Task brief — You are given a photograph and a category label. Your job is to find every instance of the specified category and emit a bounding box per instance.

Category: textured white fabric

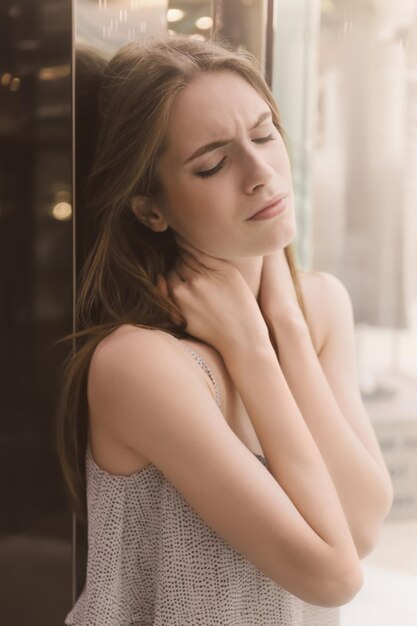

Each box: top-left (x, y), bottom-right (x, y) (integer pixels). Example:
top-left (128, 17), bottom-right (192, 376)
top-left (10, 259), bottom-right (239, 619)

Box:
top-left (65, 345), bottom-right (340, 626)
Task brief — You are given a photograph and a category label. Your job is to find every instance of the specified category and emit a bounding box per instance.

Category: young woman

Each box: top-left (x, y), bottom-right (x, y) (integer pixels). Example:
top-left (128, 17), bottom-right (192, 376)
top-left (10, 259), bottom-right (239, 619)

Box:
top-left (59, 36), bottom-right (393, 626)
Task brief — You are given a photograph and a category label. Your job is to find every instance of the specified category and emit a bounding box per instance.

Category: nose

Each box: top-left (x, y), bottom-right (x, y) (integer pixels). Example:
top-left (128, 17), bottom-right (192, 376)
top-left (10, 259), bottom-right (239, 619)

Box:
top-left (240, 142), bottom-right (277, 195)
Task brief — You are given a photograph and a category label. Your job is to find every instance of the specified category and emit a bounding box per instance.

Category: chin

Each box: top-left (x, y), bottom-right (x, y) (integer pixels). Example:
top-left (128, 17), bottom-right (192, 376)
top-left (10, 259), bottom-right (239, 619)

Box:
top-left (262, 220), bottom-right (297, 253)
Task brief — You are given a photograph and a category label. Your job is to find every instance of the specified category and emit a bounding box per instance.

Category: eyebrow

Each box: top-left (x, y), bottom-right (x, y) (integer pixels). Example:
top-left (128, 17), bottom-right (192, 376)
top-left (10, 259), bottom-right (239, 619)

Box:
top-left (183, 109), bottom-right (273, 165)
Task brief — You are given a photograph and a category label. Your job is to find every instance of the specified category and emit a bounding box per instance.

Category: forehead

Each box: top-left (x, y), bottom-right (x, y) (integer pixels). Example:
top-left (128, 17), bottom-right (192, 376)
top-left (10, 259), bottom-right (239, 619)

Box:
top-left (164, 71), bottom-right (268, 157)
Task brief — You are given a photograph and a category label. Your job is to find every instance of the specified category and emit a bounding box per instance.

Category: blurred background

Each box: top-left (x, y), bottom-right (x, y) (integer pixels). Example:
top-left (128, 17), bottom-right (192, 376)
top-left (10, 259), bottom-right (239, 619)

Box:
top-left (0, 1), bottom-right (416, 624)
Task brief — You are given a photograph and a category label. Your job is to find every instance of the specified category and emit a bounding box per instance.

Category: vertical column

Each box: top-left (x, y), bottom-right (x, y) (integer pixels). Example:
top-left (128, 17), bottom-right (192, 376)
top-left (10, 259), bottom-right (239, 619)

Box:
top-left (0, 0), bottom-right (73, 624)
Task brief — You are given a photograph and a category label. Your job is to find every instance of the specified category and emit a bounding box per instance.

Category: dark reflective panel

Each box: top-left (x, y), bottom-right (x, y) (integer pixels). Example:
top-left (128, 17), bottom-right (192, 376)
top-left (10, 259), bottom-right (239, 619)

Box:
top-left (73, 0), bottom-right (171, 603)
top-left (0, 0), bottom-right (73, 624)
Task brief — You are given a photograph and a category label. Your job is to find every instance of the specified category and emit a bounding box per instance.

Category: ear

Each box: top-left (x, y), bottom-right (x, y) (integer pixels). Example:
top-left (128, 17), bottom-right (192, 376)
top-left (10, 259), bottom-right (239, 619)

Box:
top-left (131, 195), bottom-right (169, 232)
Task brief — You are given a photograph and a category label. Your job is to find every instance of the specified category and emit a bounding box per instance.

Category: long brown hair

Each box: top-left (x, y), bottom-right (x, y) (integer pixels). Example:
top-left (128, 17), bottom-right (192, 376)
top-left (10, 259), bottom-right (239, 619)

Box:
top-left (57, 35), bottom-right (309, 521)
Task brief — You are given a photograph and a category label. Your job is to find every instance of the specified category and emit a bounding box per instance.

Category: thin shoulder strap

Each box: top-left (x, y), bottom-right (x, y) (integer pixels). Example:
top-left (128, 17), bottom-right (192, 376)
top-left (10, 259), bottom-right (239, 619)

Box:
top-left (158, 331), bottom-right (222, 409)
top-left (177, 343), bottom-right (222, 410)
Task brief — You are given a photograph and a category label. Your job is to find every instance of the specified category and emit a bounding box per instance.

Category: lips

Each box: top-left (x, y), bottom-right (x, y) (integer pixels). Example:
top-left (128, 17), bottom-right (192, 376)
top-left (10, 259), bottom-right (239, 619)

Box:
top-left (246, 193), bottom-right (288, 220)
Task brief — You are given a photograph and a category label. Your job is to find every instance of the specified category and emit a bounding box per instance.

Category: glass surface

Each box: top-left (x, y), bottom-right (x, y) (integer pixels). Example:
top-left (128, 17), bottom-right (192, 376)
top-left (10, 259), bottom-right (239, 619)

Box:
top-left (0, 0), bottom-right (73, 624)
top-left (73, 0), bottom-right (171, 601)
top-left (272, 0), bottom-right (321, 268)
top-left (273, 1), bottom-right (417, 623)
top-left (76, 0), bottom-right (168, 54)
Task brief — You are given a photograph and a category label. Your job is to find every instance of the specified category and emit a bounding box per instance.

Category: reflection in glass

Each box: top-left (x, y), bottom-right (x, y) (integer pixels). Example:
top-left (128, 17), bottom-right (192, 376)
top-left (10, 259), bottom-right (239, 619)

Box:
top-left (213, 0), bottom-right (269, 69)
top-left (167, 1), bottom-right (213, 40)
top-left (77, 0), bottom-right (168, 54)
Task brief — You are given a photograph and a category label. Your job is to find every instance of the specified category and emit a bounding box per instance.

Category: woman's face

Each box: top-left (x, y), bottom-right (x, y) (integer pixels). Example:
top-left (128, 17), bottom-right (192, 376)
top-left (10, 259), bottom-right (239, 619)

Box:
top-left (154, 70), bottom-right (296, 258)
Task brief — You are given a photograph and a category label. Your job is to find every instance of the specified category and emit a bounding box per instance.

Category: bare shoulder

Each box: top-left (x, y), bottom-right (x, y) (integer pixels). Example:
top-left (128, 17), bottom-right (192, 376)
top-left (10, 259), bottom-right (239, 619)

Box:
top-left (298, 269), bottom-right (350, 305)
top-left (87, 324), bottom-right (218, 473)
top-left (91, 324), bottom-right (225, 404)
top-left (298, 270), bottom-right (352, 354)
top-left (92, 323), bottom-right (169, 357)
top-left (89, 324), bottom-right (203, 391)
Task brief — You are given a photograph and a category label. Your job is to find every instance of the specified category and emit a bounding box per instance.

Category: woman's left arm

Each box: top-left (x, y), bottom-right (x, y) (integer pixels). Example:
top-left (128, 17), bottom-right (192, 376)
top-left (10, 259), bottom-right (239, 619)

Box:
top-left (261, 260), bottom-right (394, 560)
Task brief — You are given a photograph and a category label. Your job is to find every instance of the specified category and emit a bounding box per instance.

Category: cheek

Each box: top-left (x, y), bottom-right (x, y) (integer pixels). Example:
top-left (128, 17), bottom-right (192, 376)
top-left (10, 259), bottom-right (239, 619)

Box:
top-left (186, 178), bottom-right (234, 220)
top-left (159, 180), bottom-right (198, 221)
top-left (270, 134), bottom-right (291, 168)
top-left (161, 180), bottom-right (229, 238)
top-left (272, 144), bottom-right (291, 172)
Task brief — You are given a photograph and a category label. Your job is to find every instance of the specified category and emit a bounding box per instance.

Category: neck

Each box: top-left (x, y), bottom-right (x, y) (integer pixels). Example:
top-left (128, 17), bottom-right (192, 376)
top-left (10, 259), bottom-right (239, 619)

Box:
top-left (228, 255), bottom-right (264, 301)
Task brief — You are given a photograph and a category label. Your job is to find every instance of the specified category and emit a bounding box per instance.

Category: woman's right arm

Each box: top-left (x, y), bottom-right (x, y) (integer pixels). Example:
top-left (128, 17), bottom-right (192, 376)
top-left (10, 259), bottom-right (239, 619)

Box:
top-left (89, 326), bottom-right (363, 608)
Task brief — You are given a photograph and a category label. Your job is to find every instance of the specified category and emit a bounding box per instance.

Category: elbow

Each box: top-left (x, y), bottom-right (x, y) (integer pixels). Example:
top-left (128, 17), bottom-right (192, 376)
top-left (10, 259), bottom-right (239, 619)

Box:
top-left (354, 528), bottom-right (380, 560)
top-left (326, 558), bottom-right (364, 607)
top-left (354, 517), bottom-right (389, 560)
top-left (314, 550), bottom-right (364, 608)
top-left (311, 549), bottom-right (364, 608)
top-left (353, 488), bottom-right (394, 560)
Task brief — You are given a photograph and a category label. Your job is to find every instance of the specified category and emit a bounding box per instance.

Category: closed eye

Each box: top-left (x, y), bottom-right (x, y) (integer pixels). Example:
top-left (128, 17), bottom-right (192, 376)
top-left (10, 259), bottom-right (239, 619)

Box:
top-left (195, 156), bottom-right (227, 180)
top-left (195, 134), bottom-right (276, 180)
top-left (253, 133), bottom-right (276, 145)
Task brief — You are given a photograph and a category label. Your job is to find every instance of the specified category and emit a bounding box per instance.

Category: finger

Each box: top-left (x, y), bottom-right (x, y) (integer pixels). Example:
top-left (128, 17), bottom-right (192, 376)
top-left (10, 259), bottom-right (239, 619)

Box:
top-left (175, 263), bottom-right (195, 283)
top-left (165, 268), bottom-right (184, 290)
top-left (156, 274), bottom-right (169, 297)
top-left (162, 271), bottom-right (184, 324)
top-left (165, 269), bottom-right (186, 313)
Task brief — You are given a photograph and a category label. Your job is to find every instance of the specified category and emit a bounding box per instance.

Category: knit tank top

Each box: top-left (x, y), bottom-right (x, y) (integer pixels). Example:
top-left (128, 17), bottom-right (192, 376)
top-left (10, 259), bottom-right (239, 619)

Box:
top-left (65, 339), bottom-right (340, 626)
